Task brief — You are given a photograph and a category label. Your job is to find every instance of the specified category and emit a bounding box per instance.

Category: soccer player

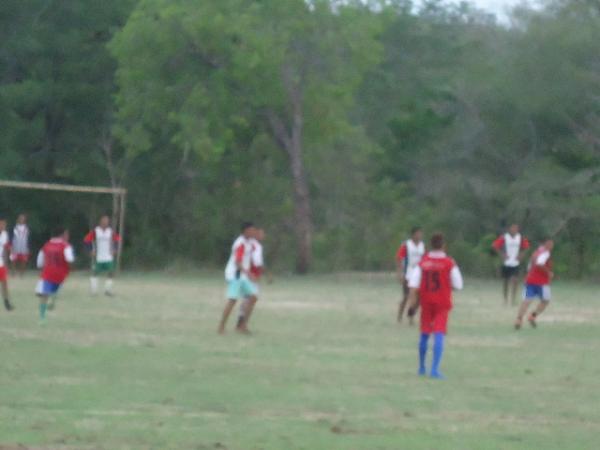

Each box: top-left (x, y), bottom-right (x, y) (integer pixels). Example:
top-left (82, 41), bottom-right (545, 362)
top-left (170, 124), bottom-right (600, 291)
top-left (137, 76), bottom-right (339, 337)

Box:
top-left (11, 213), bottom-right (30, 277)
top-left (492, 224), bottom-right (530, 305)
top-left (35, 227), bottom-right (75, 324)
top-left (218, 222), bottom-right (258, 335)
top-left (84, 215), bottom-right (121, 296)
top-left (515, 238), bottom-right (554, 330)
top-left (396, 227), bottom-right (425, 323)
top-left (237, 227), bottom-right (265, 331)
top-left (408, 233), bottom-right (463, 379)
top-left (0, 218), bottom-right (14, 311)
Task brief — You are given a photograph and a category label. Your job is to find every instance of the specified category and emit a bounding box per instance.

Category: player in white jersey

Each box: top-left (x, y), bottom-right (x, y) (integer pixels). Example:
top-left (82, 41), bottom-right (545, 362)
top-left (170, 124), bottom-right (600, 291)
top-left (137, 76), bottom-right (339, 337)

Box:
top-left (84, 215), bottom-right (121, 296)
top-left (0, 218), bottom-right (14, 311)
top-left (237, 227), bottom-right (265, 331)
top-left (396, 227), bottom-right (425, 324)
top-left (218, 222), bottom-right (258, 334)
top-left (492, 224), bottom-right (530, 305)
top-left (11, 213), bottom-right (30, 277)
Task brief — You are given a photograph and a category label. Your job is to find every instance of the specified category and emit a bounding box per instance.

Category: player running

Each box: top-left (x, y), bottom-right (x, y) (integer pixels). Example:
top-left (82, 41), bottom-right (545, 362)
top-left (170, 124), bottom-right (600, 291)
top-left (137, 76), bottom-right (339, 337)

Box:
top-left (492, 224), bottom-right (530, 306)
top-left (514, 238), bottom-right (554, 330)
top-left (11, 213), bottom-right (30, 277)
top-left (218, 222), bottom-right (258, 335)
top-left (84, 215), bottom-right (121, 297)
top-left (35, 227), bottom-right (75, 324)
top-left (0, 218), bottom-right (14, 311)
top-left (396, 227), bottom-right (425, 323)
top-left (408, 233), bottom-right (463, 379)
top-left (237, 227), bottom-right (265, 331)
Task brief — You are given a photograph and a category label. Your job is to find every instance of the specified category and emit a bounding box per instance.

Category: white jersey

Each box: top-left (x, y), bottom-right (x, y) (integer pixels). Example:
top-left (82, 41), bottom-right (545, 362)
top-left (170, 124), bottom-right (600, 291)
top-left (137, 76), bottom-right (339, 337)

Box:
top-left (224, 236), bottom-right (253, 281)
top-left (250, 239), bottom-right (263, 268)
top-left (503, 233), bottom-right (523, 267)
top-left (399, 239), bottom-right (425, 279)
top-left (12, 224), bottom-right (30, 254)
top-left (91, 227), bottom-right (116, 263)
top-left (0, 231), bottom-right (8, 267)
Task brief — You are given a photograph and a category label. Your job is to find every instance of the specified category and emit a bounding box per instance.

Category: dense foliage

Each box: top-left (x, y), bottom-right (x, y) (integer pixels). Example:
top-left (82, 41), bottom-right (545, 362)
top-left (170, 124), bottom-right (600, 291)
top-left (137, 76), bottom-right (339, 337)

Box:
top-left (1, 0), bottom-right (599, 276)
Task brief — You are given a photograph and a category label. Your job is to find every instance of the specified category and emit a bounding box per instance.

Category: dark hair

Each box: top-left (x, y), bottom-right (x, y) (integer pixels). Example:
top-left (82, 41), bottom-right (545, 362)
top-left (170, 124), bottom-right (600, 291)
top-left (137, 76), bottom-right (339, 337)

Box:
top-left (52, 226), bottom-right (66, 237)
top-left (411, 226), bottom-right (422, 235)
top-left (430, 232), bottom-right (445, 250)
top-left (241, 221), bottom-right (254, 232)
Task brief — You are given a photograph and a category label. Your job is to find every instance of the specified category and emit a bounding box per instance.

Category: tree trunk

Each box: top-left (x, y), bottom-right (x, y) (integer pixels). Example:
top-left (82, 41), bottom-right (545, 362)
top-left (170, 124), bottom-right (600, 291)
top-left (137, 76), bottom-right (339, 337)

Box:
top-left (267, 104), bottom-right (313, 273)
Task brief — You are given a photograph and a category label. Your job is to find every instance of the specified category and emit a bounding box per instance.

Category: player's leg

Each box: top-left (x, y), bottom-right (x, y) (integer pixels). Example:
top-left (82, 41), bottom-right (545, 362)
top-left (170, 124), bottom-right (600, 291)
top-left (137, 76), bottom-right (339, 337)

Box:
top-left (90, 263), bottom-right (99, 296)
top-left (528, 286), bottom-right (550, 327)
top-left (397, 281), bottom-right (409, 323)
top-left (515, 285), bottom-right (536, 329)
top-left (407, 293), bottom-right (420, 326)
top-left (219, 281), bottom-right (241, 334)
top-left (35, 280), bottom-right (50, 324)
top-left (237, 280), bottom-right (259, 333)
top-left (218, 299), bottom-right (237, 334)
top-left (0, 268), bottom-right (13, 311)
top-left (509, 274), bottom-right (519, 306)
top-left (418, 302), bottom-right (433, 376)
top-left (501, 266), bottom-right (510, 305)
top-left (104, 265), bottom-right (115, 297)
top-left (18, 256), bottom-right (27, 277)
top-left (236, 297), bottom-right (250, 329)
top-left (430, 306), bottom-right (450, 379)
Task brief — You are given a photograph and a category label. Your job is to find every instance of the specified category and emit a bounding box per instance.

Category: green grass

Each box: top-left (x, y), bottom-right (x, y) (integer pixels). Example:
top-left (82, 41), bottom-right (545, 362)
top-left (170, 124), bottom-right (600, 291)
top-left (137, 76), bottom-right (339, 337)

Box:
top-left (0, 272), bottom-right (599, 449)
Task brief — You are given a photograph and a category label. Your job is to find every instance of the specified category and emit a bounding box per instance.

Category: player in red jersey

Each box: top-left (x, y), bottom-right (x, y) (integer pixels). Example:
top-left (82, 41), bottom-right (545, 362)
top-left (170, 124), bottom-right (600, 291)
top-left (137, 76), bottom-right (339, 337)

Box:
top-left (35, 227), bottom-right (75, 324)
top-left (492, 224), bottom-right (530, 306)
top-left (514, 238), bottom-right (554, 330)
top-left (408, 233), bottom-right (463, 379)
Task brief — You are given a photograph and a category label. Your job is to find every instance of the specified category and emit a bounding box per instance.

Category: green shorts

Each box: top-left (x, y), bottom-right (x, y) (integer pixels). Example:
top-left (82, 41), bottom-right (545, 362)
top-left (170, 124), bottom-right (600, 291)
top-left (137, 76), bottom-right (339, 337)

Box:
top-left (226, 278), bottom-right (258, 300)
top-left (94, 261), bottom-right (115, 274)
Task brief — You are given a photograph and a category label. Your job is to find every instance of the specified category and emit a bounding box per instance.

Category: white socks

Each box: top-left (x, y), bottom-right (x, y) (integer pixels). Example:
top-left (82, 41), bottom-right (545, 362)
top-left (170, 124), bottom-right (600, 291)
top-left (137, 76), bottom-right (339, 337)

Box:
top-left (104, 279), bottom-right (114, 294)
top-left (90, 277), bottom-right (99, 295)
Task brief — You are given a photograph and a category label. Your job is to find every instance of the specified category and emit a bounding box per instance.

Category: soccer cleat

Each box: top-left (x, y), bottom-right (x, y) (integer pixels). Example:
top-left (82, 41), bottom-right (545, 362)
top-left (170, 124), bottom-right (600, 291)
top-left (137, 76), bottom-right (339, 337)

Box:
top-left (418, 367), bottom-right (426, 376)
top-left (4, 298), bottom-right (14, 311)
top-left (528, 314), bottom-right (537, 328)
top-left (104, 291), bottom-right (115, 297)
top-left (430, 372), bottom-right (446, 380)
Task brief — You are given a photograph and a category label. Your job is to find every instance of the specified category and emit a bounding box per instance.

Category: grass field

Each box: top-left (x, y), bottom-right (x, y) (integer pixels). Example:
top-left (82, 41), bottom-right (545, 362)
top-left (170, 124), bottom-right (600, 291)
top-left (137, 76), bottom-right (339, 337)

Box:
top-left (0, 272), bottom-right (599, 450)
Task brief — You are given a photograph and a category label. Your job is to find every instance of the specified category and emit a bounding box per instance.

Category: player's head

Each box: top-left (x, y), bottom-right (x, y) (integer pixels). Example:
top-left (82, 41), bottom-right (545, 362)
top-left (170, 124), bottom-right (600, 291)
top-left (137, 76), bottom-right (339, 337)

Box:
top-left (411, 226), bottom-right (423, 242)
top-left (241, 221), bottom-right (255, 238)
top-left (52, 226), bottom-right (69, 241)
top-left (255, 227), bottom-right (265, 241)
top-left (17, 213), bottom-right (27, 224)
top-left (430, 232), bottom-right (445, 251)
top-left (0, 218), bottom-right (5, 231)
top-left (99, 215), bottom-right (110, 228)
top-left (508, 224), bottom-right (520, 236)
top-left (542, 237), bottom-right (554, 250)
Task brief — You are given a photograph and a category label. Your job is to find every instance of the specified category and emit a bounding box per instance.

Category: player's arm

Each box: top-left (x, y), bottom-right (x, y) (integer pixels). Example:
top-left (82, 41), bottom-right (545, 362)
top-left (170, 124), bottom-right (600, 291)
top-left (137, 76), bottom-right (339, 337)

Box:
top-left (64, 246), bottom-right (75, 265)
top-left (534, 252), bottom-right (553, 278)
top-left (492, 236), bottom-right (506, 260)
top-left (36, 250), bottom-right (44, 269)
top-left (518, 238), bottom-right (531, 262)
top-left (396, 245), bottom-right (407, 283)
top-left (112, 232), bottom-right (122, 256)
top-left (451, 265), bottom-right (464, 290)
top-left (83, 231), bottom-right (95, 256)
top-left (234, 244), bottom-right (245, 279)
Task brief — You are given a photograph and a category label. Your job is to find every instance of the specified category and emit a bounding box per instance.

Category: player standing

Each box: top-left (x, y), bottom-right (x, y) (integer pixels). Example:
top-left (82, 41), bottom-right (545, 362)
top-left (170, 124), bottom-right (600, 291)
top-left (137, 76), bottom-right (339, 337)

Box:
top-left (492, 224), bottom-right (530, 305)
top-left (218, 222), bottom-right (258, 335)
top-left (408, 233), bottom-right (463, 379)
top-left (396, 227), bottom-right (425, 323)
top-left (35, 227), bottom-right (75, 324)
top-left (237, 227), bottom-right (265, 332)
top-left (84, 215), bottom-right (121, 296)
top-left (515, 238), bottom-right (554, 330)
top-left (0, 218), bottom-right (14, 311)
top-left (11, 213), bottom-right (30, 277)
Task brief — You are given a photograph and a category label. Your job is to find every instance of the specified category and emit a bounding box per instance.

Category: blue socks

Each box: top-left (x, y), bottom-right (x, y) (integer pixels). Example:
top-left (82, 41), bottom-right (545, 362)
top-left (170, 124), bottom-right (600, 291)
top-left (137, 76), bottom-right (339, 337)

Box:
top-left (418, 333), bottom-right (429, 375)
top-left (418, 332), bottom-right (446, 379)
top-left (431, 332), bottom-right (445, 378)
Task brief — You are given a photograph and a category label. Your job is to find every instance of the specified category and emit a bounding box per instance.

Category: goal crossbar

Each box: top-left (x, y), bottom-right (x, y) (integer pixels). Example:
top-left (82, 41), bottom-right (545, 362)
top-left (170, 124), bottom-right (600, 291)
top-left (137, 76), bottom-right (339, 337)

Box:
top-left (0, 179), bottom-right (127, 271)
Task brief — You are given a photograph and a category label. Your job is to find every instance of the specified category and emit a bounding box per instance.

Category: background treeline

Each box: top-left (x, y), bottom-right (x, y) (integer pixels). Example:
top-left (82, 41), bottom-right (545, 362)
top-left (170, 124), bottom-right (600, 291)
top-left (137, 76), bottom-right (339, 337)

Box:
top-left (1, 0), bottom-right (599, 277)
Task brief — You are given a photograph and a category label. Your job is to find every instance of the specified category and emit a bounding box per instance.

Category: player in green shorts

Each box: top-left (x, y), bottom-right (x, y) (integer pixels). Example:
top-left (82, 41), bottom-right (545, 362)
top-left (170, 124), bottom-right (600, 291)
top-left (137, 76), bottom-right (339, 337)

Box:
top-left (84, 216), bottom-right (121, 296)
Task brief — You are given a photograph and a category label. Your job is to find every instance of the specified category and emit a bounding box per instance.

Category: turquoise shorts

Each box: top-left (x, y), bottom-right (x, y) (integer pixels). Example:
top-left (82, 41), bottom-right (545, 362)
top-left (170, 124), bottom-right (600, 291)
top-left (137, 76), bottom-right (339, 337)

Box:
top-left (226, 278), bottom-right (258, 300)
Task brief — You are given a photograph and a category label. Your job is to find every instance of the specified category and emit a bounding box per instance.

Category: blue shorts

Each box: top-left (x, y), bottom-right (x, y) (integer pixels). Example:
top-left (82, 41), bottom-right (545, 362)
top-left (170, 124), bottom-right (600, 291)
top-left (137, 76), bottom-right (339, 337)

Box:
top-left (523, 284), bottom-right (551, 302)
top-left (226, 278), bottom-right (258, 300)
top-left (36, 279), bottom-right (62, 296)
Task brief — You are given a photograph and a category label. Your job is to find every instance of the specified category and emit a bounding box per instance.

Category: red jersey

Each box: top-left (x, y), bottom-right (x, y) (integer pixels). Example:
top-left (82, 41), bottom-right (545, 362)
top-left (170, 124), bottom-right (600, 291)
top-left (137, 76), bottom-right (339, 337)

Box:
top-left (418, 253), bottom-right (457, 308)
top-left (526, 246), bottom-right (552, 286)
top-left (40, 238), bottom-right (72, 284)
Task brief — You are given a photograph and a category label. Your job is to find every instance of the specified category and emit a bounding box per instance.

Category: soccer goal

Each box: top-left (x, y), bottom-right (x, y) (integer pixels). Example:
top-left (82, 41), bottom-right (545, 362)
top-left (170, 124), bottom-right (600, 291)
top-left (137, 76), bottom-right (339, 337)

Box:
top-left (0, 180), bottom-right (127, 270)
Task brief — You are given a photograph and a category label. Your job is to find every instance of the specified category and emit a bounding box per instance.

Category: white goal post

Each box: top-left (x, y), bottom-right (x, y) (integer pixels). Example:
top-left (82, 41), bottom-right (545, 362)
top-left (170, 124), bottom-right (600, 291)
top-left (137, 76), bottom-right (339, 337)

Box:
top-left (0, 180), bottom-right (127, 271)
